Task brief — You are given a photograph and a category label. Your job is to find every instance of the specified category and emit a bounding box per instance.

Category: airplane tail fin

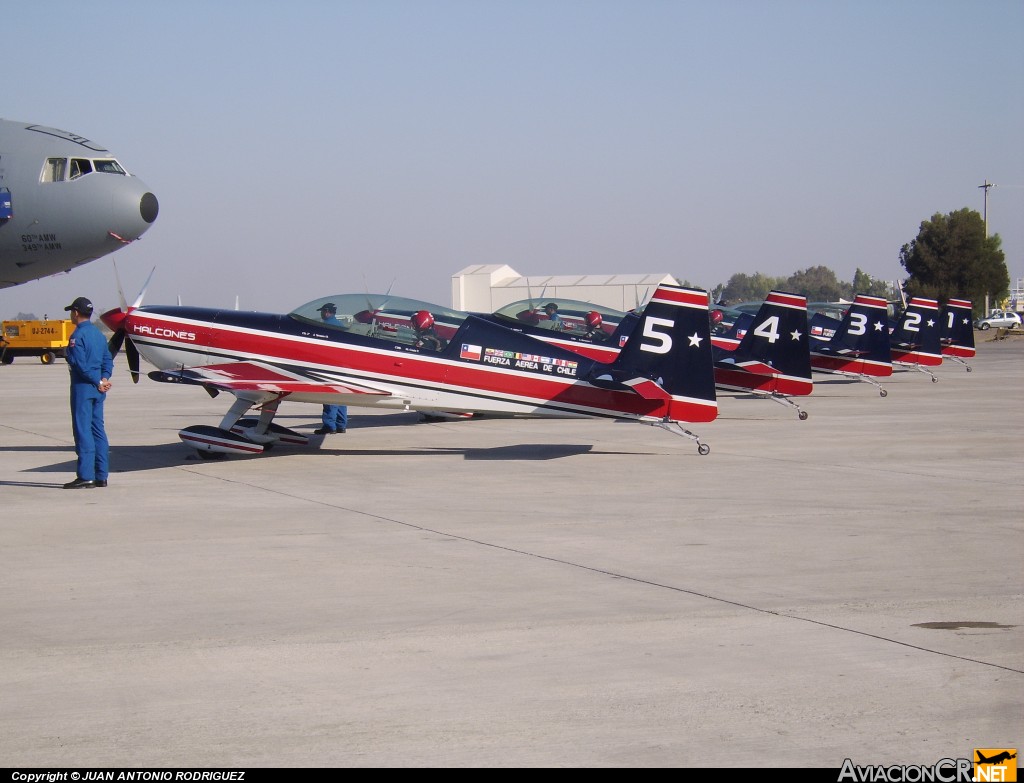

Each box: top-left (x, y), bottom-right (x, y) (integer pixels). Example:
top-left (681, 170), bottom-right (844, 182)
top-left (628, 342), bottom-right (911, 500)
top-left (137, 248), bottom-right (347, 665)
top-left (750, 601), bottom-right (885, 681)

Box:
top-left (814, 294), bottom-right (893, 374)
top-left (940, 298), bottom-right (976, 366)
top-left (597, 284), bottom-right (717, 423)
top-left (891, 296), bottom-right (943, 369)
top-left (717, 290), bottom-right (812, 394)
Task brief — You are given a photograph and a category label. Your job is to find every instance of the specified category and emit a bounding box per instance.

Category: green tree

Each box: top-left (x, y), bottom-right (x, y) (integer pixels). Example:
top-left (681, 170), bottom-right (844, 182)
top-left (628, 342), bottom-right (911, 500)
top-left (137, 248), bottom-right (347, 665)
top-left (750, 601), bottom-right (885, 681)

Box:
top-left (852, 268), bottom-right (892, 299)
top-left (899, 208), bottom-right (1008, 311)
top-left (720, 272), bottom-right (786, 304)
top-left (785, 265), bottom-right (850, 301)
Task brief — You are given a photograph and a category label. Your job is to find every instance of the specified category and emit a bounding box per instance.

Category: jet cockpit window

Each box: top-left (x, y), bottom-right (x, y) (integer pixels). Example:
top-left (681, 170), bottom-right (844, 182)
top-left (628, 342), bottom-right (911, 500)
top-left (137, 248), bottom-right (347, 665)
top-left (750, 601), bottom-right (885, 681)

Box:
top-left (94, 159), bottom-right (127, 174)
top-left (69, 159), bottom-right (94, 179)
top-left (40, 157), bottom-right (127, 183)
top-left (41, 158), bottom-right (67, 182)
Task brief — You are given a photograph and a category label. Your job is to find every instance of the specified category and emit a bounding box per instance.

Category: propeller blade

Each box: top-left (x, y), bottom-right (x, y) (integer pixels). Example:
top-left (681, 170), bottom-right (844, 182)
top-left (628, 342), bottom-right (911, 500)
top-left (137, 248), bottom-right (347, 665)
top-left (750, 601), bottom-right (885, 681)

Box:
top-left (131, 266), bottom-right (157, 310)
top-left (112, 259), bottom-right (128, 311)
top-left (108, 329), bottom-right (125, 357)
top-left (126, 338), bottom-right (141, 384)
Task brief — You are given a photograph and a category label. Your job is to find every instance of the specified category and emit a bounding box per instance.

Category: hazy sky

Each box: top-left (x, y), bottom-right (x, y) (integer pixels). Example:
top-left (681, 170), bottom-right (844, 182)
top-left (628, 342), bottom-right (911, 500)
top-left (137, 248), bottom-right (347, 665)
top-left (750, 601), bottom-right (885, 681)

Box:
top-left (3, 0), bottom-right (1022, 318)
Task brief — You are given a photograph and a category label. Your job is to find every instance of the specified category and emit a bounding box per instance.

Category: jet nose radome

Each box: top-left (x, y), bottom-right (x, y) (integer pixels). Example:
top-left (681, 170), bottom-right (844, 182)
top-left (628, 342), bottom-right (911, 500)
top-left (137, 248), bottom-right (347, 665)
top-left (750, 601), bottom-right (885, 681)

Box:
top-left (140, 191), bottom-right (159, 224)
top-left (107, 175), bottom-right (158, 243)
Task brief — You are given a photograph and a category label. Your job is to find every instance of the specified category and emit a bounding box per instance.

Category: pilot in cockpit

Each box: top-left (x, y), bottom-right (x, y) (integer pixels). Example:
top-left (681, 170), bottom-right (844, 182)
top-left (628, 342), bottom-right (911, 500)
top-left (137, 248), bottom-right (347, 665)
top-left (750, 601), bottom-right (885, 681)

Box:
top-left (411, 310), bottom-right (447, 351)
top-left (543, 302), bottom-right (564, 330)
top-left (583, 311), bottom-right (606, 340)
top-left (318, 302), bottom-right (345, 329)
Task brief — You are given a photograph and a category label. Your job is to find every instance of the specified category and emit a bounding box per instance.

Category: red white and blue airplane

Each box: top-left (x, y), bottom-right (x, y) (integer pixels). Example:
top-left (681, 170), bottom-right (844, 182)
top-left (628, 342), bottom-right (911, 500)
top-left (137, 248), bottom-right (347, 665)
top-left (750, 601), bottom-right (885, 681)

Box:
top-left (808, 294), bottom-right (894, 397)
top-left (101, 283), bottom-right (719, 457)
top-left (484, 290), bottom-right (814, 418)
top-left (939, 297), bottom-right (976, 372)
top-left (501, 292), bottom-right (816, 419)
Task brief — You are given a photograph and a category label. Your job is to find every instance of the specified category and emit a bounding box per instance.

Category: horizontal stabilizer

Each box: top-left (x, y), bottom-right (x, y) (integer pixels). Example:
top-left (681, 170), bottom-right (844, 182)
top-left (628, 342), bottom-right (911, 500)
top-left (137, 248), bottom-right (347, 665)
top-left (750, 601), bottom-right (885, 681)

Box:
top-left (721, 358), bottom-right (779, 376)
top-left (622, 376), bottom-right (672, 401)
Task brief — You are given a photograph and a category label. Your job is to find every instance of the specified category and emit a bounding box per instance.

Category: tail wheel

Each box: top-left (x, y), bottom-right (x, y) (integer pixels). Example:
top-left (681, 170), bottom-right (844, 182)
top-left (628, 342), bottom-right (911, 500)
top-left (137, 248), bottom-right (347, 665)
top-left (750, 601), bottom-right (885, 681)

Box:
top-left (40, 351), bottom-right (56, 365)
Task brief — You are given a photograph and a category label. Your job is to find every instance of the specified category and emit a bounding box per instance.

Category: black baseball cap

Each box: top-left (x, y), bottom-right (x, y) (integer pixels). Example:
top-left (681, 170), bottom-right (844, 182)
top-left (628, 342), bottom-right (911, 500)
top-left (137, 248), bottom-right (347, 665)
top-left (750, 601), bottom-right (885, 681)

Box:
top-left (64, 296), bottom-right (94, 316)
top-left (319, 303), bottom-right (337, 313)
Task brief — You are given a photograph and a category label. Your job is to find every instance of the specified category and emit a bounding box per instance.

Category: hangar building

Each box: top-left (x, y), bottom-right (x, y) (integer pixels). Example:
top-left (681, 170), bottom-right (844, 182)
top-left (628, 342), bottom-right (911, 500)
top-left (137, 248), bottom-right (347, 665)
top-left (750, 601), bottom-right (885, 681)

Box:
top-left (452, 264), bottom-right (679, 314)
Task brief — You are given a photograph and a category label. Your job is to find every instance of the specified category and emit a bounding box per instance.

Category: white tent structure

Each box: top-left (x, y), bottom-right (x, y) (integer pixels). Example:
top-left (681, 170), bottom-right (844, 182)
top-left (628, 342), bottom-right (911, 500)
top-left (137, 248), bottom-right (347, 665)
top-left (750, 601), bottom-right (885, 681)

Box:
top-left (451, 264), bottom-right (679, 313)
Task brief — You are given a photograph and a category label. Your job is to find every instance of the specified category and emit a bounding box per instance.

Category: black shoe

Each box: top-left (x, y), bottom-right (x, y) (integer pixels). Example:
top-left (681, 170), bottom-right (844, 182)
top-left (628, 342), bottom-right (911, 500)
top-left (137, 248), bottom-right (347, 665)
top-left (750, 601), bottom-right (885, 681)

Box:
top-left (63, 478), bottom-right (95, 489)
top-left (314, 427), bottom-right (336, 435)
top-left (339, 428), bottom-right (346, 433)
top-left (95, 480), bottom-right (108, 488)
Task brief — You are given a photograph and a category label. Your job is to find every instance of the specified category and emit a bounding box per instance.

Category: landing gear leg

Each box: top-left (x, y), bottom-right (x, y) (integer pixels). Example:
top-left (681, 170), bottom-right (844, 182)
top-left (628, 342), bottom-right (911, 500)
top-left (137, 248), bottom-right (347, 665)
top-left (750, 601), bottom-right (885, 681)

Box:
top-left (853, 374), bottom-right (888, 397)
top-left (770, 392), bottom-right (809, 420)
top-left (648, 419), bottom-right (711, 455)
top-left (218, 397), bottom-right (255, 431)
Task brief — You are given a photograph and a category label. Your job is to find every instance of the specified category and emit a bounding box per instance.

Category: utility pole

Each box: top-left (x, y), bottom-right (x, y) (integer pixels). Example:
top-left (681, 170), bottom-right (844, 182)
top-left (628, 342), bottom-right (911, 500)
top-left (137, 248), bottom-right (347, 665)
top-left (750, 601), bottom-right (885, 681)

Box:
top-left (979, 180), bottom-right (995, 313)
top-left (979, 180), bottom-right (995, 236)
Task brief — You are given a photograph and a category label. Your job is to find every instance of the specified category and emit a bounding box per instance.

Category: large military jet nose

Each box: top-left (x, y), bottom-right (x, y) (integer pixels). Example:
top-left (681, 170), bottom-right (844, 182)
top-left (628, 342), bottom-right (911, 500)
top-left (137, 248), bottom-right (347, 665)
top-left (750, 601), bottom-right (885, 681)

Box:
top-left (140, 191), bottom-right (159, 224)
top-left (107, 175), bottom-right (159, 243)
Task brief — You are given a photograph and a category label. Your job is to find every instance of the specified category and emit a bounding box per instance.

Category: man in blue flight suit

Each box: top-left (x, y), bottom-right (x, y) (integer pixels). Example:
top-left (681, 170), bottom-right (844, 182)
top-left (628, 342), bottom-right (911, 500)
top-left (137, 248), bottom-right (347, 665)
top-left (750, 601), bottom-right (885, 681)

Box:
top-left (543, 302), bottom-right (564, 330)
top-left (314, 302), bottom-right (348, 434)
top-left (63, 296), bottom-right (113, 488)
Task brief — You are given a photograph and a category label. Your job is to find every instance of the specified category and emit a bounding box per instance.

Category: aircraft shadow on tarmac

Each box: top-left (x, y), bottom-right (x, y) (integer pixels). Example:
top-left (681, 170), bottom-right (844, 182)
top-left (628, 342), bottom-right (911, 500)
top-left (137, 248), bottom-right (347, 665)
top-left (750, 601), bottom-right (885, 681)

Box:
top-left (2, 440), bottom-right (622, 487)
top-left (3, 412), bottom-right (665, 487)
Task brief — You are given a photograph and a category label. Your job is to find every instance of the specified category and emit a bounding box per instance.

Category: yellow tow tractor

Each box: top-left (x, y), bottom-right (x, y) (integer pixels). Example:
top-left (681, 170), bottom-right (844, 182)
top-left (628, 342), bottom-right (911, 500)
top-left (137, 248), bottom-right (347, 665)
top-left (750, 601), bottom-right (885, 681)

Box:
top-left (0, 318), bottom-right (74, 365)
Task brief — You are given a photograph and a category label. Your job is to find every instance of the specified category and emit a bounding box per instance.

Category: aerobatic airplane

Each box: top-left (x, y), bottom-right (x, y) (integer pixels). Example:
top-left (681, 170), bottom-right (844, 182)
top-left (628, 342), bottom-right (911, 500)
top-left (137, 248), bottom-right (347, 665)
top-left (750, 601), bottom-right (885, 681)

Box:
top-left (939, 298), bottom-right (976, 372)
top-left (0, 118), bottom-right (158, 288)
top-left (484, 291), bottom-right (814, 418)
top-left (101, 283), bottom-right (719, 457)
top-left (809, 294), bottom-right (893, 396)
top-left (889, 296), bottom-right (943, 382)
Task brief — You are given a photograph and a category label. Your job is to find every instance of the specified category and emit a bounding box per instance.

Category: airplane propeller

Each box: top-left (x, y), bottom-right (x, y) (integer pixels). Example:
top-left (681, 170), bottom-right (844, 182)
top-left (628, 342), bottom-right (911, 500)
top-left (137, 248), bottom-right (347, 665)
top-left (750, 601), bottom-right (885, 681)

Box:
top-left (633, 286), bottom-right (651, 314)
top-left (103, 265), bottom-right (155, 384)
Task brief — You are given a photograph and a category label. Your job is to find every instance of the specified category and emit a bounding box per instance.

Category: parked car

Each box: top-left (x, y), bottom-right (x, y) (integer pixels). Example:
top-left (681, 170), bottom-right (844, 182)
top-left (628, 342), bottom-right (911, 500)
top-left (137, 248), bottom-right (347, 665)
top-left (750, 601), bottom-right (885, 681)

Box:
top-left (974, 310), bottom-right (1022, 330)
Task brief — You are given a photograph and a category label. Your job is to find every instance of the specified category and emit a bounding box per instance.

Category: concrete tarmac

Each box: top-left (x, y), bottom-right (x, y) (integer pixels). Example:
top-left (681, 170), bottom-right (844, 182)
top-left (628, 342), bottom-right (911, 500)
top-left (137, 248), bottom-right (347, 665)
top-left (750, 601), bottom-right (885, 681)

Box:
top-left (1, 334), bottom-right (1022, 768)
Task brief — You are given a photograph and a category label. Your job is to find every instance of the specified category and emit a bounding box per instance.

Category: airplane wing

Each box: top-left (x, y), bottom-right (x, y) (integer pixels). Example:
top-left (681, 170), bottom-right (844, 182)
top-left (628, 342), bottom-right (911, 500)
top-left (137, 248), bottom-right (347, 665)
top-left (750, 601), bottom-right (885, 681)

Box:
top-left (149, 360), bottom-right (394, 397)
